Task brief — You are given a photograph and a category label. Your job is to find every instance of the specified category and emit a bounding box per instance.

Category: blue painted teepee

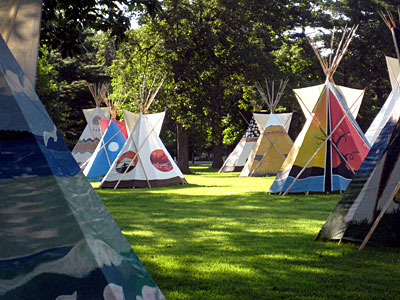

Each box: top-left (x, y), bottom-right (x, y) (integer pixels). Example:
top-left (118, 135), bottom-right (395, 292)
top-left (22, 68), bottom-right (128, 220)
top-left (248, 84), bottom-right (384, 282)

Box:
top-left (0, 35), bottom-right (165, 300)
top-left (83, 119), bottom-right (127, 182)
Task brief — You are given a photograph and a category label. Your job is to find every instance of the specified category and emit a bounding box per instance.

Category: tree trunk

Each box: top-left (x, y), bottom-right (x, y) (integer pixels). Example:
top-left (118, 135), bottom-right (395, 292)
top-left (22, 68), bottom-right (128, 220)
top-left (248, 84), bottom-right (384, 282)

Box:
top-left (212, 139), bottom-right (223, 169)
top-left (176, 121), bottom-right (190, 174)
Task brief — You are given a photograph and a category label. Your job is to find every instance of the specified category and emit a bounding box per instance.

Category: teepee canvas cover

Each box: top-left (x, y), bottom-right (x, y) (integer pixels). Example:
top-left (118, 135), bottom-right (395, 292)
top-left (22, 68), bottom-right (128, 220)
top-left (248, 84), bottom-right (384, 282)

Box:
top-left (269, 26), bottom-right (370, 194)
top-left (241, 113), bottom-right (293, 177)
top-left (83, 119), bottom-right (127, 182)
top-left (72, 82), bottom-right (111, 167)
top-left (219, 115), bottom-right (265, 172)
top-left (71, 107), bottom-right (110, 167)
top-left (0, 34), bottom-right (165, 300)
top-left (240, 79), bottom-right (294, 177)
top-left (100, 110), bottom-right (187, 188)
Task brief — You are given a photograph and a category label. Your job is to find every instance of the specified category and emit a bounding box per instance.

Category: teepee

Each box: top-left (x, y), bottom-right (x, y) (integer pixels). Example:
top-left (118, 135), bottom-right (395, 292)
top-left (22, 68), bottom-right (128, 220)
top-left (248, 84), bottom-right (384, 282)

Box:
top-left (365, 55), bottom-right (400, 145)
top-left (240, 79), bottom-right (294, 177)
top-left (71, 82), bottom-right (111, 167)
top-left (0, 34), bottom-right (165, 300)
top-left (219, 100), bottom-right (266, 173)
top-left (83, 91), bottom-right (128, 182)
top-left (316, 12), bottom-right (400, 249)
top-left (269, 25), bottom-right (370, 194)
top-left (100, 74), bottom-right (187, 188)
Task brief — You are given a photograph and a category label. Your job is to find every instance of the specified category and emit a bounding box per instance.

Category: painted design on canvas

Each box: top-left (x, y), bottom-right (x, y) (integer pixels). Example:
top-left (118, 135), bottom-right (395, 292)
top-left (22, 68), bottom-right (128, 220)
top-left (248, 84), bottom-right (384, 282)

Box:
top-left (116, 151), bottom-right (138, 174)
top-left (150, 149), bottom-right (173, 172)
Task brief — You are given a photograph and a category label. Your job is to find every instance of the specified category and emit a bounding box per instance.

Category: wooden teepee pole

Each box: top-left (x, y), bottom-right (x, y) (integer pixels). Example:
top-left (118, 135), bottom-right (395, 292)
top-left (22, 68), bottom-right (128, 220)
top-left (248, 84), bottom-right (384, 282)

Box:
top-left (255, 78), bottom-right (288, 113)
top-left (306, 25), bottom-right (358, 81)
top-left (144, 74), bottom-right (166, 113)
top-left (87, 82), bottom-right (110, 107)
top-left (379, 10), bottom-right (400, 64)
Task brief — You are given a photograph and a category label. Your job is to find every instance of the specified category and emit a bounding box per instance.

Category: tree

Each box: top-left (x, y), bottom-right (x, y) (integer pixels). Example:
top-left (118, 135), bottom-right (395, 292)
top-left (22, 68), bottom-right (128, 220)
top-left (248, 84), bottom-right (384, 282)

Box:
top-left (36, 0), bottom-right (162, 148)
top-left (144, 0), bottom-right (321, 169)
top-left (41, 0), bottom-right (162, 56)
top-left (37, 32), bottom-right (111, 148)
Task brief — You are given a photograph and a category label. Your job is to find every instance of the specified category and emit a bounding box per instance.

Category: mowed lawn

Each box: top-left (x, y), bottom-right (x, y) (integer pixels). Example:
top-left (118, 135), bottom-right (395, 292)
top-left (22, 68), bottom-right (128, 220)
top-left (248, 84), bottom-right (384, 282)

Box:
top-left (96, 165), bottom-right (400, 300)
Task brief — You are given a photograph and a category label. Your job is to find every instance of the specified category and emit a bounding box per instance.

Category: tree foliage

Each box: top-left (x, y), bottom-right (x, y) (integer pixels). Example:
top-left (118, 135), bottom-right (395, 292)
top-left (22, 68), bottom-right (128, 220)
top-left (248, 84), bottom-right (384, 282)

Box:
top-left (138, 0), bottom-right (322, 168)
top-left (37, 33), bottom-right (110, 148)
top-left (41, 0), bottom-right (162, 56)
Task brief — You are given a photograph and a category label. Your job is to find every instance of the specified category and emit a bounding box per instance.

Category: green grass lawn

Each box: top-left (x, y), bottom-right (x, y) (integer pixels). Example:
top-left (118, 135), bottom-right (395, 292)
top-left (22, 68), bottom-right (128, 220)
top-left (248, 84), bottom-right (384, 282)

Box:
top-left (96, 164), bottom-right (400, 300)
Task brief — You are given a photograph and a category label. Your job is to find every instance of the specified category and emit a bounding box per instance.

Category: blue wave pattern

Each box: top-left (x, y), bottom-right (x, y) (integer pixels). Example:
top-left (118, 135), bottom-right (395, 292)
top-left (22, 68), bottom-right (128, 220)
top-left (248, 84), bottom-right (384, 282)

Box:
top-left (0, 130), bottom-right (79, 178)
top-left (0, 237), bottom-right (165, 300)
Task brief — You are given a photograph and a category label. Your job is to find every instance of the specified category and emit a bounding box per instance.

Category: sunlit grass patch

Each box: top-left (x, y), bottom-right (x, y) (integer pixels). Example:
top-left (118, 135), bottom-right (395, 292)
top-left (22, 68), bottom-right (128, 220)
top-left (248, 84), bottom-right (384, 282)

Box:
top-left (96, 164), bottom-right (400, 300)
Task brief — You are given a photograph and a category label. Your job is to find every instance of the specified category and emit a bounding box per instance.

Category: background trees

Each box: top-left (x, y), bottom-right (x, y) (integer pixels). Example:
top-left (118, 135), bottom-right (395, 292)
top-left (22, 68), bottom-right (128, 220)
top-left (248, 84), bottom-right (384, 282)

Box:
top-left (142, 0), bottom-right (319, 169)
top-left (36, 0), bottom-right (400, 171)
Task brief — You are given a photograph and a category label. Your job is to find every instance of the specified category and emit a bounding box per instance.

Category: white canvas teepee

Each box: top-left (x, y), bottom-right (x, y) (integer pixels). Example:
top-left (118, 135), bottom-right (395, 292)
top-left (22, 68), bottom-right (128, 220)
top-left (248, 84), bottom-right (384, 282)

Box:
top-left (101, 110), bottom-right (187, 188)
top-left (269, 25), bottom-right (370, 194)
top-left (72, 82), bottom-right (111, 167)
top-left (240, 79), bottom-right (294, 177)
top-left (100, 74), bottom-right (187, 188)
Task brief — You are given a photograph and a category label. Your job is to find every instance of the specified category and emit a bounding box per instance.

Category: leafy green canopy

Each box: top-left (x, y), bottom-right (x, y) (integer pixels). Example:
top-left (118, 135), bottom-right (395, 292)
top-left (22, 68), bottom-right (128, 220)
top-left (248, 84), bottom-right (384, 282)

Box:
top-left (41, 0), bottom-right (162, 56)
top-left (141, 0), bottom-right (318, 165)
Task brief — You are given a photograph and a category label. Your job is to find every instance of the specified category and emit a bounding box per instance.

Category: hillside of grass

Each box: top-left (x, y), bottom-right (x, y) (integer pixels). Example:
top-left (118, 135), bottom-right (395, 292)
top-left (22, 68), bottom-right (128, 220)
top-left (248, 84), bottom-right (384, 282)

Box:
top-left (96, 165), bottom-right (400, 300)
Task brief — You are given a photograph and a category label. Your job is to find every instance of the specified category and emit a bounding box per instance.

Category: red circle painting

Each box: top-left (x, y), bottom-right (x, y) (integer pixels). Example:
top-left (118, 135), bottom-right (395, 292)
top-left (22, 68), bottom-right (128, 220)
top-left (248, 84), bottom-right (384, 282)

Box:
top-left (115, 151), bottom-right (138, 174)
top-left (150, 149), bottom-right (173, 172)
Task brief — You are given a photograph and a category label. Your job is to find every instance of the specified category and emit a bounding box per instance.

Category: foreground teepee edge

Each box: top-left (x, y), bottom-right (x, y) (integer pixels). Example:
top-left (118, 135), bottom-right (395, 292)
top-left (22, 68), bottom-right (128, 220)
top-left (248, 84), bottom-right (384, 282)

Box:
top-left (0, 34), bottom-right (165, 299)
